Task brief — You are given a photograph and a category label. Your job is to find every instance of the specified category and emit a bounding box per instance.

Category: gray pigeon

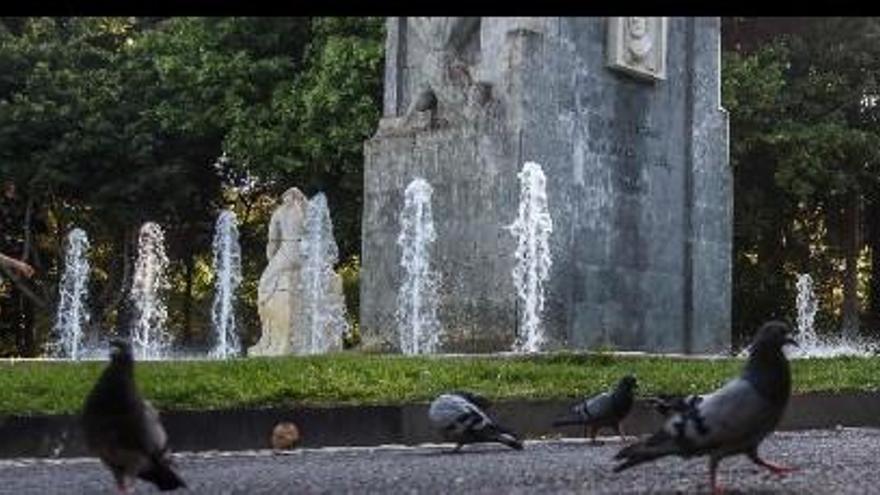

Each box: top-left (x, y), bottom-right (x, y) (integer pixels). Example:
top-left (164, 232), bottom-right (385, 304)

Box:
top-left (82, 339), bottom-right (186, 492)
top-left (428, 392), bottom-right (523, 452)
top-left (552, 375), bottom-right (638, 443)
top-left (613, 321), bottom-right (797, 494)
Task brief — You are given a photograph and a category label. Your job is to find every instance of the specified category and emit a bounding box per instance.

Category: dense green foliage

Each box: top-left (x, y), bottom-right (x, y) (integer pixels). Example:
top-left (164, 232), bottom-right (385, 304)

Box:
top-left (1, 353), bottom-right (877, 415)
top-left (723, 18), bottom-right (880, 345)
top-left (0, 17), bottom-right (383, 356)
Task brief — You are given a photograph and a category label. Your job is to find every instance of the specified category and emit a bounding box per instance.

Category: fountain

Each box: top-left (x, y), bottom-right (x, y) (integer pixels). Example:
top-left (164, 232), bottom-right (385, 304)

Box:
top-left (790, 272), bottom-right (874, 358)
top-left (298, 193), bottom-right (349, 354)
top-left (130, 222), bottom-right (171, 360)
top-left (795, 274), bottom-right (820, 351)
top-left (49, 228), bottom-right (91, 359)
top-left (508, 161), bottom-right (553, 353)
top-left (209, 210), bottom-right (242, 358)
top-left (396, 178), bottom-right (441, 354)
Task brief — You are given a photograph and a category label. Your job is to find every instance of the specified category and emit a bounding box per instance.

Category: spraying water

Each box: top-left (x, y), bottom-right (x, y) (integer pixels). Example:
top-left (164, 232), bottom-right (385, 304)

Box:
top-left (130, 222), bottom-right (171, 360)
top-left (50, 228), bottom-right (91, 359)
top-left (209, 210), bottom-right (242, 358)
top-left (508, 161), bottom-right (553, 353)
top-left (795, 274), bottom-right (820, 350)
top-left (298, 193), bottom-right (349, 354)
top-left (789, 272), bottom-right (873, 358)
top-left (396, 178), bottom-right (441, 354)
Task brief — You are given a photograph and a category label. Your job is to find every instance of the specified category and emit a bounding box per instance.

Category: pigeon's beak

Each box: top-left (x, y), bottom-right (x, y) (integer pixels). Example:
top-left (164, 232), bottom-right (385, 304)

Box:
top-left (784, 337), bottom-right (798, 347)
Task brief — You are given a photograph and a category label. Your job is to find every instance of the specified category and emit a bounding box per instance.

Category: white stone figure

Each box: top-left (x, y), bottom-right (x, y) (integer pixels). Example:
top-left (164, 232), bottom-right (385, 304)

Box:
top-left (607, 17), bottom-right (667, 81)
top-left (248, 187), bottom-right (308, 356)
top-left (625, 17), bottom-right (653, 63)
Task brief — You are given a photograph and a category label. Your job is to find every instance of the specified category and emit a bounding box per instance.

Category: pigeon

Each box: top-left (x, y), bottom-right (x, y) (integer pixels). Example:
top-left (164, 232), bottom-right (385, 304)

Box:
top-left (552, 375), bottom-right (638, 443)
top-left (82, 339), bottom-right (186, 493)
top-left (428, 392), bottom-right (524, 452)
top-left (613, 321), bottom-right (797, 494)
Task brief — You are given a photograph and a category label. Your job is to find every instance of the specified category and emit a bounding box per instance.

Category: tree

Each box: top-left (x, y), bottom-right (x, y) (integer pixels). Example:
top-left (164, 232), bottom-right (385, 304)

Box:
top-left (0, 17), bottom-right (383, 355)
top-left (723, 17), bottom-right (880, 343)
top-left (223, 17), bottom-right (384, 259)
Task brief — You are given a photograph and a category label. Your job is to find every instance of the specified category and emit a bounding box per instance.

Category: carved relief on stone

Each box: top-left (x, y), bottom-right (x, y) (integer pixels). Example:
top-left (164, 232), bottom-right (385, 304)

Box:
top-left (409, 17), bottom-right (479, 53)
top-left (380, 17), bottom-right (560, 137)
top-left (408, 18), bottom-right (480, 101)
top-left (606, 17), bottom-right (667, 81)
top-left (248, 187), bottom-right (308, 356)
top-left (378, 17), bottom-right (484, 136)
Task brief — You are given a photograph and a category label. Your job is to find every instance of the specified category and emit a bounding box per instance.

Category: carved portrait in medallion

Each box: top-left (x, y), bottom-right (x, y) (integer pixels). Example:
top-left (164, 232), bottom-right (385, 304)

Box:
top-left (607, 17), bottom-right (667, 81)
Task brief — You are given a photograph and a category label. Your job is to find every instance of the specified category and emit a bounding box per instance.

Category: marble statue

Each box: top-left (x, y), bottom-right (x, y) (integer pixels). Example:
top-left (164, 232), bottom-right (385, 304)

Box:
top-left (248, 187), bottom-right (308, 356)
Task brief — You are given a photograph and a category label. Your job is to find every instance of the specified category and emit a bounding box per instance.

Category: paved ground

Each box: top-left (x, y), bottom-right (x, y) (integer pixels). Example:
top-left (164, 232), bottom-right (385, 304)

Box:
top-left (0, 427), bottom-right (877, 494)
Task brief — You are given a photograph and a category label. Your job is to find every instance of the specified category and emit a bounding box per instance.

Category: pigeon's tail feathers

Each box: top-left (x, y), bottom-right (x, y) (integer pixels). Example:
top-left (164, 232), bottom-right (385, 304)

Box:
top-left (613, 451), bottom-right (667, 473)
top-left (551, 415), bottom-right (586, 427)
top-left (140, 459), bottom-right (186, 491)
top-left (613, 430), bottom-right (677, 473)
top-left (495, 431), bottom-right (524, 450)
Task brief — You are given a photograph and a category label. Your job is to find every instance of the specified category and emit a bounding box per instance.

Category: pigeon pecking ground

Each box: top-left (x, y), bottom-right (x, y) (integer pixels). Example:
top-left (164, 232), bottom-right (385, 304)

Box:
top-left (0, 427), bottom-right (877, 494)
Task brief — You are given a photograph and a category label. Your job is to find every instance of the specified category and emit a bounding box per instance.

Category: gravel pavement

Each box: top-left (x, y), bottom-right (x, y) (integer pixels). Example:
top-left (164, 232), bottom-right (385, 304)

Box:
top-left (1, 427), bottom-right (877, 494)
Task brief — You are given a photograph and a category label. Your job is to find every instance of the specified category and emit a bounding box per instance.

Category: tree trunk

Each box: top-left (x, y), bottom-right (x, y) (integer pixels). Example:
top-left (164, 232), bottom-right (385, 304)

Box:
top-left (841, 192), bottom-right (862, 339)
top-left (18, 192), bottom-right (37, 355)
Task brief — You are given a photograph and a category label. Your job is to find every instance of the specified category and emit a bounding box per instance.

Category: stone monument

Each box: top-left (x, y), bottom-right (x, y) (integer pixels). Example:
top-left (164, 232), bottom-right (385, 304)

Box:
top-left (361, 17), bottom-right (731, 354)
top-left (249, 187), bottom-right (308, 356)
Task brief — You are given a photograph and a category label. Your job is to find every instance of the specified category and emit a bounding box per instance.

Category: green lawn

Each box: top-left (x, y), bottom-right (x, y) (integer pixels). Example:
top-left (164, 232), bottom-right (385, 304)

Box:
top-left (1, 352), bottom-right (879, 415)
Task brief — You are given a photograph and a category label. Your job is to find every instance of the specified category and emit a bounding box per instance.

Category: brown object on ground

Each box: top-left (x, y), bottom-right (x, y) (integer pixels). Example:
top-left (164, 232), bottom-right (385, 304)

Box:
top-left (271, 422), bottom-right (301, 451)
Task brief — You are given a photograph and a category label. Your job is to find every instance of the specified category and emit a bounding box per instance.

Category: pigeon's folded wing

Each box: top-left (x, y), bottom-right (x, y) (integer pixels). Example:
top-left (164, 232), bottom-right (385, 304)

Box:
top-left (582, 392), bottom-right (615, 420)
top-left (450, 391), bottom-right (492, 411)
top-left (667, 377), bottom-right (777, 452)
top-left (429, 394), bottom-right (491, 432)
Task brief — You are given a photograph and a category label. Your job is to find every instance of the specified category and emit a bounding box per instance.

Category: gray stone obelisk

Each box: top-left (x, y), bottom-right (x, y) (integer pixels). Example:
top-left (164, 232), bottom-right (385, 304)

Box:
top-left (361, 17), bottom-right (731, 354)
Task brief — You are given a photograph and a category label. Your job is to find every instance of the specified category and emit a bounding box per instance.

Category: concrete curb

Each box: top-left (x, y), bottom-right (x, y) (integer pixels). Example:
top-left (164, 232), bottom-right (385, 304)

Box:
top-left (1, 391), bottom-right (878, 459)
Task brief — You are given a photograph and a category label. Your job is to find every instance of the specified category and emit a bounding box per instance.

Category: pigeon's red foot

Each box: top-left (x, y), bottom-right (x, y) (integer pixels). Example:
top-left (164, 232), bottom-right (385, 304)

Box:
top-left (764, 461), bottom-right (797, 476)
top-left (753, 456), bottom-right (798, 476)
